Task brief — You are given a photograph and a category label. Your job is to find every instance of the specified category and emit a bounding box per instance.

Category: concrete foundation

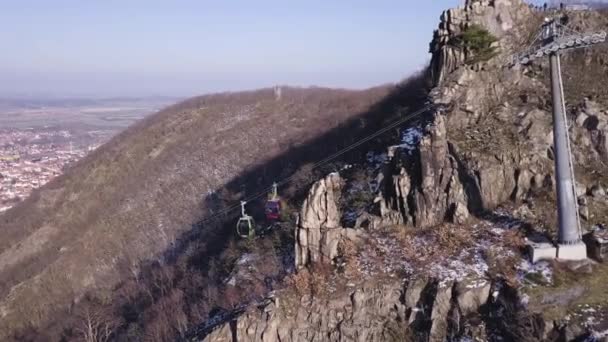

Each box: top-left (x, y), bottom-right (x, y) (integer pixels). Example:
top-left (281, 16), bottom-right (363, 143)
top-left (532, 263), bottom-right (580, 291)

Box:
top-left (528, 242), bottom-right (557, 263)
top-left (557, 242), bottom-right (588, 260)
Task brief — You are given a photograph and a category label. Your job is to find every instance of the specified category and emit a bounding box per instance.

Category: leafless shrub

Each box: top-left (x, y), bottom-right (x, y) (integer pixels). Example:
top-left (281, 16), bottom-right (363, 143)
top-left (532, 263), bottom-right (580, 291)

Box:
top-left (485, 249), bottom-right (519, 286)
top-left (141, 289), bottom-right (188, 342)
top-left (286, 269), bottom-right (313, 296)
top-left (340, 238), bottom-right (362, 278)
top-left (433, 224), bottom-right (475, 254)
top-left (503, 229), bottom-right (526, 250)
top-left (222, 286), bottom-right (242, 309)
top-left (287, 263), bottom-right (333, 298)
top-left (393, 229), bottom-right (438, 261)
top-left (75, 307), bottom-right (118, 342)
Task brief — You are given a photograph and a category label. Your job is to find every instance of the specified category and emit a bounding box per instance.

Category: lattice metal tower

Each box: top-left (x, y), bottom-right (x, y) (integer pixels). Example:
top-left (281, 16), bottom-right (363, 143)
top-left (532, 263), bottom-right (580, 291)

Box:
top-left (510, 16), bottom-right (606, 260)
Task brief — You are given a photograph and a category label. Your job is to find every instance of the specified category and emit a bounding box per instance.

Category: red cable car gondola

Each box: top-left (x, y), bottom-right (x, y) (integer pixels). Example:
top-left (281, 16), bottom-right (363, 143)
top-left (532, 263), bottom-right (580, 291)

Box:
top-left (265, 182), bottom-right (282, 221)
top-left (265, 200), bottom-right (281, 220)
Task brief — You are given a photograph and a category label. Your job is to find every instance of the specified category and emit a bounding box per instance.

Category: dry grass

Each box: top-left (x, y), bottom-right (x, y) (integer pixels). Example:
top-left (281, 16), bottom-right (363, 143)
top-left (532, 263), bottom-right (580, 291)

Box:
top-left (287, 263), bottom-right (333, 299)
top-left (0, 85), bottom-right (400, 340)
top-left (503, 229), bottom-right (526, 250)
top-left (485, 249), bottom-right (520, 286)
top-left (340, 238), bottom-right (361, 278)
top-left (525, 260), bottom-right (608, 322)
top-left (393, 224), bottom-right (475, 260)
top-left (433, 223), bottom-right (476, 254)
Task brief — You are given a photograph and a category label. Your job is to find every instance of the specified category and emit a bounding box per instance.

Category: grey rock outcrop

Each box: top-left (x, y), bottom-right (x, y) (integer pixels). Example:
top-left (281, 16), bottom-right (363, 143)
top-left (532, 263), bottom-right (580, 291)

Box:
top-left (455, 280), bottom-right (492, 316)
top-left (430, 0), bottom-right (532, 85)
top-left (373, 0), bottom-right (608, 233)
top-left (429, 284), bottom-right (453, 342)
top-left (374, 107), bottom-right (552, 229)
top-left (295, 173), bottom-right (363, 270)
top-left (201, 278), bottom-right (494, 342)
top-left (573, 99), bottom-right (608, 162)
top-left (377, 114), bottom-right (471, 228)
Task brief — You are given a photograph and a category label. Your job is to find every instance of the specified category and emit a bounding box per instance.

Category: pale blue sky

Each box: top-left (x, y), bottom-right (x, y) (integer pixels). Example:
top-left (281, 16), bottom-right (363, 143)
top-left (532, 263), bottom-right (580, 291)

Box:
top-left (0, 0), bottom-right (463, 98)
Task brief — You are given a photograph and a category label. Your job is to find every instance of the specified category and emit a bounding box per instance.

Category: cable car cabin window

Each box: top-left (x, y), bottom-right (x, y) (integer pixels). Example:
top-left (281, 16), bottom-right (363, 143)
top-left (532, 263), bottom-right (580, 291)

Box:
top-left (265, 201), bottom-right (281, 220)
top-left (266, 201), bottom-right (280, 213)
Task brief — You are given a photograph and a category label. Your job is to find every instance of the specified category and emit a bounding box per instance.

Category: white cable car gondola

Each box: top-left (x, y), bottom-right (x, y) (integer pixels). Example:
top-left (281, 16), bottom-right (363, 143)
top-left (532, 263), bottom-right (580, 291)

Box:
top-left (236, 201), bottom-right (255, 238)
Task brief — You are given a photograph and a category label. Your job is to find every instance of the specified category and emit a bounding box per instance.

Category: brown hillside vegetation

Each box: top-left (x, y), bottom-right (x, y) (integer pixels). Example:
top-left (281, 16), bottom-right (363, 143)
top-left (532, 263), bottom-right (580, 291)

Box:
top-left (0, 79), bottom-right (429, 340)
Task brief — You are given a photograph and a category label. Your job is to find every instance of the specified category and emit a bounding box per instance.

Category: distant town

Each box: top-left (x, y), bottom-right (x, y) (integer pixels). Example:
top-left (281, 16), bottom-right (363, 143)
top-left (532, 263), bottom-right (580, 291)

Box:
top-left (0, 96), bottom-right (178, 213)
top-left (0, 128), bottom-right (105, 212)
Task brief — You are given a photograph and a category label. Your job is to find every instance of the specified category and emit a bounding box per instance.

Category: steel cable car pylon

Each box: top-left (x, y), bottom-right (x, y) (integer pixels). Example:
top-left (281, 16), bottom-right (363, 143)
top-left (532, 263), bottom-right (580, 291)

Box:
top-left (236, 201), bottom-right (255, 238)
top-left (509, 15), bottom-right (606, 260)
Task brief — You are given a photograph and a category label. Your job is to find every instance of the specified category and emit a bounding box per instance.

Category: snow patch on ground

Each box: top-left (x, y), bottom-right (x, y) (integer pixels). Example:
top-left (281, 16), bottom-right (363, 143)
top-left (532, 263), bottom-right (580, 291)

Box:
top-left (587, 329), bottom-right (608, 341)
top-left (356, 234), bottom-right (414, 278)
top-left (517, 259), bottom-right (553, 284)
top-left (366, 151), bottom-right (388, 169)
top-left (520, 293), bottom-right (530, 306)
top-left (467, 279), bottom-right (490, 289)
top-left (237, 253), bottom-right (256, 265)
top-left (351, 209), bottom-right (528, 286)
top-left (456, 337), bottom-right (474, 342)
top-left (573, 303), bottom-right (608, 336)
top-left (343, 209), bottom-right (358, 227)
top-left (400, 126), bottom-right (424, 153)
top-left (429, 250), bottom-right (489, 287)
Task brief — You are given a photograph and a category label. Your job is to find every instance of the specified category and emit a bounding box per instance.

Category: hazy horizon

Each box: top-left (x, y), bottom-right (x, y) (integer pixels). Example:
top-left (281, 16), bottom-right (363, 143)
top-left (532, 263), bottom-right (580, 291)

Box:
top-left (0, 0), bottom-right (467, 98)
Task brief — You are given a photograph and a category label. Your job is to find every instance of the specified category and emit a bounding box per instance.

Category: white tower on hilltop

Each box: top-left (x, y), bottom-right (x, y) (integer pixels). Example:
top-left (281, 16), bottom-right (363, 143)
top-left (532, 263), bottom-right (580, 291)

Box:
top-left (274, 85), bottom-right (282, 101)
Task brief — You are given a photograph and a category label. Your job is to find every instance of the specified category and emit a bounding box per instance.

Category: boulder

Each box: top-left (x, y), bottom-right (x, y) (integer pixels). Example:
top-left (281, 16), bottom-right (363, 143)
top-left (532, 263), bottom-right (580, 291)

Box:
top-left (575, 111), bottom-right (589, 127)
top-left (589, 184), bottom-right (606, 198)
top-left (455, 279), bottom-right (492, 316)
top-left (405, 278), bottom-right (429, 324)
top-left (295, 173), bottom-right (364, 270)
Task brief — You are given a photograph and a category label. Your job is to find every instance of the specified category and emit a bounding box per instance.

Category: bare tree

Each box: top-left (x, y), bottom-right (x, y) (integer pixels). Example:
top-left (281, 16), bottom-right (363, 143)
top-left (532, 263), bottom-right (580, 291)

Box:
top-left (76, 307), bottom-right (117, 342)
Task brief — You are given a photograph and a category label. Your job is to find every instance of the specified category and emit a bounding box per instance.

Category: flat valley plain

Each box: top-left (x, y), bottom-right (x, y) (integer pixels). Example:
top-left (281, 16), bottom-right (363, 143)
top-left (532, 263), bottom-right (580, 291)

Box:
top-left (0, 96), bottom-right (180, 134)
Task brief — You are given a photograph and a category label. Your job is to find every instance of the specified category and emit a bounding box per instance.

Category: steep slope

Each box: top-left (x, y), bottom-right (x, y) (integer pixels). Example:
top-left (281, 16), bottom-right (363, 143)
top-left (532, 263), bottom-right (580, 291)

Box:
top-left (200, 1), bottom-right (608, 341)
top-left (5, 0), bottom-right (608, 340)
top-left (0, 86), bottom-right (407, 339)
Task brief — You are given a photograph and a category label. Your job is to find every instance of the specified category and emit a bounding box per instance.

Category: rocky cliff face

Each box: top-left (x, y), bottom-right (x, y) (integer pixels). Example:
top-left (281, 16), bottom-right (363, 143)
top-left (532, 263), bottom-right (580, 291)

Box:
top-left (406, 0), bottom-right (608, 231)
top-left (376, 114), bottom-right (471, 229)
top-left (362, 0), bottom-right (548, 231)
top-left (430, 0), bottom-right (532, 85)
top-left (203, 278), bottom-right (498, 342)
top-left (199, 1), bottom-right (608, 341)
top-left (294, 173), bottom-right (362, 269)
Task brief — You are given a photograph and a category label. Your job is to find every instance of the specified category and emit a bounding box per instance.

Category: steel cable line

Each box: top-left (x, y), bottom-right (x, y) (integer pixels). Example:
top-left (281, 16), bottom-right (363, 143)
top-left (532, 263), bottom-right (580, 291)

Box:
top-left (199, 104), bottom-right (433, 225)
top-left (197, 104), bottom-right (434, 226)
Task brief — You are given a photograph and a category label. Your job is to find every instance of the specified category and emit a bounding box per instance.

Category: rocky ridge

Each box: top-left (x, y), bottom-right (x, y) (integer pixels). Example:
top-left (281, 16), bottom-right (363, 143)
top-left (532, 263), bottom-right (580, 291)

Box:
top-left (202, 168), bottom-right (542, 341)
top-left (201, 0), bottom-right (608, 341)
top-left (204, 279), bottom-right (497, 342)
